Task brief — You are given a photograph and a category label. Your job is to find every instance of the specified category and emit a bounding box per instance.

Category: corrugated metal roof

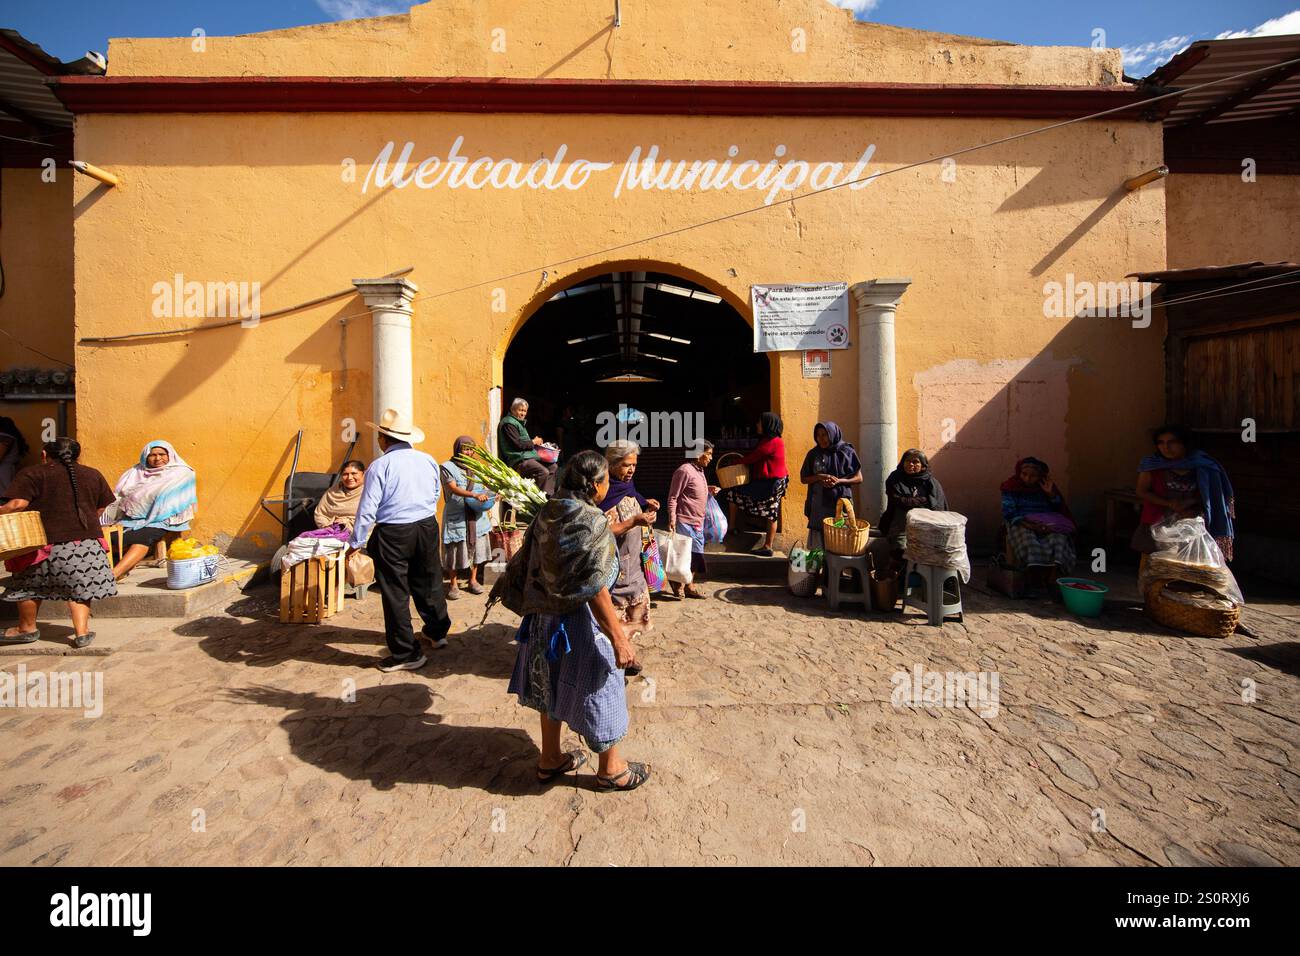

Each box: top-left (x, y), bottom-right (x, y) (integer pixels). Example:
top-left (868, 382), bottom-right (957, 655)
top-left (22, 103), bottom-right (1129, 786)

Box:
top-left (1148, 35), bottom-right (1300, 127)
top-left (1129, 261), bottom-right (1300, 283)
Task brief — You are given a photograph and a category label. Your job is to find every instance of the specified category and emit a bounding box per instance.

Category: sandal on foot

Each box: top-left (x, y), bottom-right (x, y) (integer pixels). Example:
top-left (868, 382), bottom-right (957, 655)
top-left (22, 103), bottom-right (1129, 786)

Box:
top-left (466, 582), bottom-right (484, 595)
top-left (624, 659), bottom-right (644, 677)
top-left (0, 628), bottom-right (40, 645)
top-left (684, 585), bottom-right (706, 599)
top-left (595, 761), bottom-right (650, 792)
top-left (537, 750), bottom-right (587, 783)
top-left (71, 632), bottom-right (95, 649)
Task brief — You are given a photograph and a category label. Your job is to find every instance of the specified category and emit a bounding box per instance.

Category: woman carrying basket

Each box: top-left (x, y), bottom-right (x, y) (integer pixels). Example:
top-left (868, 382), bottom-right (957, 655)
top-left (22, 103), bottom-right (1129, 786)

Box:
top-left (1, 437), bottom-right (118, 648)
top-left (721, 412), bottom-right (788, 557)
top-left (799, 422), bottom-right (862, 550)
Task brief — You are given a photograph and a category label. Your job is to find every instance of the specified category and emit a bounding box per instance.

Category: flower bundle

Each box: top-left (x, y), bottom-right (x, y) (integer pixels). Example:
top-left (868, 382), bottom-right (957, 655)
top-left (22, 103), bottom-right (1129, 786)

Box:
top-left (455, 444), bottom-right (547, 521)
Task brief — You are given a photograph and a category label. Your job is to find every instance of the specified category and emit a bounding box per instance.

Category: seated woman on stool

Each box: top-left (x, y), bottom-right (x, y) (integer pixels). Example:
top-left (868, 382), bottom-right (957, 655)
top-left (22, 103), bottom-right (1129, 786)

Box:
top-left (1000, 456), bottom-right (1076, 585)
top-left (872, 449), bottom-right (947, 574)
top-left (107, 440), bottom-right (198, 580)
top-left (308, 459), bottom-right (366, 540)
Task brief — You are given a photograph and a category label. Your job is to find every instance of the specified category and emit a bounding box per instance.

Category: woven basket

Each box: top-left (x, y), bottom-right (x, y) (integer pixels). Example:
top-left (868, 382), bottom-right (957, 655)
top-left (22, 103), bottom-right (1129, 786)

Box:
top-left (823, 498), bottom-right (870, 556)
top-left (1144, 579), bottom-right (1239, 638)
top-left (0, 511), bottom-right (47, 562)
top-left (715, 453), bottom-right (749, 490)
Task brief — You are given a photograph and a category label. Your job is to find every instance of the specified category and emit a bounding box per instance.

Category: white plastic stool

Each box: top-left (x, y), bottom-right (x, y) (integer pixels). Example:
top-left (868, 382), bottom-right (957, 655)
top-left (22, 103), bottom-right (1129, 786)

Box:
top-left (825, 552), bottom-right (871, 611)
top-left (904, 562), bottom-right (963, 625)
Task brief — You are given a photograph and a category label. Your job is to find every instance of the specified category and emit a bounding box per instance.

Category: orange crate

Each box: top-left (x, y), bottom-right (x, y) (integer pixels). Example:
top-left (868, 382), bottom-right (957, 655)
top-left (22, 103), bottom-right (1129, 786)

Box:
top-left (279, 554), bottom-right (343, 624)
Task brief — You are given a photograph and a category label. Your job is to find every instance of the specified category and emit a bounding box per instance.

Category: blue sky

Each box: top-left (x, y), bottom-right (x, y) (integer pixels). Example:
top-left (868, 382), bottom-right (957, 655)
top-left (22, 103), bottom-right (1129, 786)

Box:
top-left (5, 0), bottom-right (1299, 77)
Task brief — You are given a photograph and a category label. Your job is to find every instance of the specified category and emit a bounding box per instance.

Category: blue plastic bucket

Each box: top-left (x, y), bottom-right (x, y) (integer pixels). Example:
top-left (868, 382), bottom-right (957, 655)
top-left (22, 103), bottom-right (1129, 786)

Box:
top-left (1057, 577), bottom-right (1108, 617)
top-left (167, 554), bottom-right (219, 590)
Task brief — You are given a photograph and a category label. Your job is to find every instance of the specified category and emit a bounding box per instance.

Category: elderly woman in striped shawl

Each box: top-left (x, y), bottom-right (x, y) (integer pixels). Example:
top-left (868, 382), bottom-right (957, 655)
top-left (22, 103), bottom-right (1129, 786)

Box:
top-left (106, 440), bottom-right (198, 580)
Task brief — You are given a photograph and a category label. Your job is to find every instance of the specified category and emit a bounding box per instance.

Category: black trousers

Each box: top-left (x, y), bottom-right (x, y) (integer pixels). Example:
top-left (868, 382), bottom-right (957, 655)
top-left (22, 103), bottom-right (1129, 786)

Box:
top-left (368, 515), bottom-right (451, 661)
top-left (515, 458), bottom-right (557, 495)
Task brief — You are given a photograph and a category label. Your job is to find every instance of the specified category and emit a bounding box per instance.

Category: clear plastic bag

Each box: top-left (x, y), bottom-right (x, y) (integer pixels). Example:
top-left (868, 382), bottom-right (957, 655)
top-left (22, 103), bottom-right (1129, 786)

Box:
top-left (1142, 517), bottom-right (1243, 605)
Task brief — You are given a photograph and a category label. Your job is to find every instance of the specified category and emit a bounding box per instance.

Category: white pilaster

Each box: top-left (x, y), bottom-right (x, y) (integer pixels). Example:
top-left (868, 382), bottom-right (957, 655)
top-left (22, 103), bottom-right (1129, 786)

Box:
top-left (353, 277), bottom-right (418, 455)
top-left (850, 278), bottom-right (911, 519)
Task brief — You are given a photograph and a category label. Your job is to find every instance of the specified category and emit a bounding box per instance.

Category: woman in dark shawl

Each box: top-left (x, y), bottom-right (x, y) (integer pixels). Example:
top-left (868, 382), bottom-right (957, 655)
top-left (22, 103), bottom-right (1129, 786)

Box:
top-left (1000, 456), bottom-right (1076, 577)
top-left (489, 450), bottom-right (650, 792)
top-left (871, 449), bottom-right (948, 572)
top-left (799, 421), bottom-right (862, 548)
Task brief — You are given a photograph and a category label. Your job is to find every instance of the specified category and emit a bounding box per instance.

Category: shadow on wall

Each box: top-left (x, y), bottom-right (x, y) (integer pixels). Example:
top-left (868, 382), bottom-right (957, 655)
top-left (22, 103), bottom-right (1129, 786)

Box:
top-left (920, 309), bottom-right (1164, 550)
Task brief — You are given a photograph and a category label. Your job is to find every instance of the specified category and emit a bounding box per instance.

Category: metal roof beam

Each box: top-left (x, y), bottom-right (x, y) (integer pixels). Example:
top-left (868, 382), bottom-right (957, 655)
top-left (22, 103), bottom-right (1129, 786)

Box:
top-left (1177, 59), bottom-right (1300, 126)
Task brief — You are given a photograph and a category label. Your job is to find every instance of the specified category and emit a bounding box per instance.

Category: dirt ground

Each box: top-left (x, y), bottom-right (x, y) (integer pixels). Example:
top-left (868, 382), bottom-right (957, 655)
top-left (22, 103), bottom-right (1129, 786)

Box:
top-left (2, 572), bottom-right (1298, 866)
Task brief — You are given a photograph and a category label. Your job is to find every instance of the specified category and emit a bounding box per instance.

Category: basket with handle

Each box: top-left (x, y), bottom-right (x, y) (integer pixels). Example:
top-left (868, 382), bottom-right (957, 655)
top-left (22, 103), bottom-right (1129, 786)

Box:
top-left (0, 511), bottom-right (47, 563)
top-left (715, 452), bottom-right (750, 490)
top-left (490, 505), bottom-right (526, 560)
top-left (822, 498), bottom-right (871, 556)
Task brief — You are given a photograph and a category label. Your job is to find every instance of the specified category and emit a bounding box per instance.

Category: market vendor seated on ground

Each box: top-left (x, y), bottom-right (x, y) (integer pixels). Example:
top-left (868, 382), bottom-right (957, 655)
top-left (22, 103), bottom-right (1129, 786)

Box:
top-left (1000, 456), bottom-right (1076, 585)
top-left (104, 440), bottom-right (198, 580)
top-left (497, 397), bottom-right (557, 495)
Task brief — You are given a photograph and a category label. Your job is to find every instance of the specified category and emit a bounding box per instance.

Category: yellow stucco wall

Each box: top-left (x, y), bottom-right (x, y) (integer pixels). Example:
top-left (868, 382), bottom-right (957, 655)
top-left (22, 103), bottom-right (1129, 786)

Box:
top-left (0, 168), bottom-right (76, 475)
top-left (1166, 174), bottom-right (1300, 269)
top-left (108, 0), bottom-right (1123, 86)
top-left (70, 0), bottom-right (1164, 555)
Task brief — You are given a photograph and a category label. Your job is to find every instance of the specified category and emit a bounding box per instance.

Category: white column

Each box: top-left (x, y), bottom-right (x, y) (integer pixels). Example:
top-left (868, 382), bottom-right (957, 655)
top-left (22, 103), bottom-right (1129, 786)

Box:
top-left (850, 278), bottom-right (911, 519)
top-left (353, 276), bottom-right (419, 455)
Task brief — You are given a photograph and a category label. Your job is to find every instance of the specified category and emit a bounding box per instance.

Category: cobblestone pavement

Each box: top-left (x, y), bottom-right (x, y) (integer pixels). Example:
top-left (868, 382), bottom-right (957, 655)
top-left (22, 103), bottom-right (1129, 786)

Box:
top-left (2, 572), bottom-right (1298, 866)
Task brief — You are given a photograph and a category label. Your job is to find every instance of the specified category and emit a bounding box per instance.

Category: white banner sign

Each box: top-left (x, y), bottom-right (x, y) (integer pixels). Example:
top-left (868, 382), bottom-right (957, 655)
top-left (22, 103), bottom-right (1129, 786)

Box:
top-left (752, 283), bottom-right (850, 352)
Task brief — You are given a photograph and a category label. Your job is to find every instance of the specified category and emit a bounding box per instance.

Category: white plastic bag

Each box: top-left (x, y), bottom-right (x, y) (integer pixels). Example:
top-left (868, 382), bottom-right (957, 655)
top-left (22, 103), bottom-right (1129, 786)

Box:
top-left (654, 530), bottom-right (694, 585)
top-left (1143, 517), bottom-right (1243, 605)
top-left (279, 535), bottom-right (347, 572)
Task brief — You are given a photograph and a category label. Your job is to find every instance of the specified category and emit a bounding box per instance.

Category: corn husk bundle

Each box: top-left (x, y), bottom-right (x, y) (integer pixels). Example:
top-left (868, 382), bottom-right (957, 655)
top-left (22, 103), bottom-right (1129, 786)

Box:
top-left (455, 445), bottom-right (547, 521)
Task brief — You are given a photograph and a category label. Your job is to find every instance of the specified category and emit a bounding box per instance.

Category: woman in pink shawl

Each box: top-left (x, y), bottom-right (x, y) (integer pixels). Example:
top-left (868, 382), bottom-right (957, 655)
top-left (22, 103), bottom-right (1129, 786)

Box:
top-left (106, 440), bottom-right (198, 579)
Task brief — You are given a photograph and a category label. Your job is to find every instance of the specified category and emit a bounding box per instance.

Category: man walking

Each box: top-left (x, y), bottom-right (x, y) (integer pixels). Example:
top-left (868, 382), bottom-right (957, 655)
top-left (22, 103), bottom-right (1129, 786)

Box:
top-left (350, 409), bottom-right (452, 672)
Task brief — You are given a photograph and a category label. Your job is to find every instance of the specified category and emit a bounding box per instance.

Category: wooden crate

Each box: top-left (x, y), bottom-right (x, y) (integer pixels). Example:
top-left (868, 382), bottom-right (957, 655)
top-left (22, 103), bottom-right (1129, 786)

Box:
top-left (279, 554), bottom-right (344, 624)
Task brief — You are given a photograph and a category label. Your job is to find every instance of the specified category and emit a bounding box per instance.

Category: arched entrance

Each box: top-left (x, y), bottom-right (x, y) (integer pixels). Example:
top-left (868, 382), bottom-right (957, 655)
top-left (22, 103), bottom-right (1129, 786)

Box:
top-left (502, 266), bottom-right (772, 504)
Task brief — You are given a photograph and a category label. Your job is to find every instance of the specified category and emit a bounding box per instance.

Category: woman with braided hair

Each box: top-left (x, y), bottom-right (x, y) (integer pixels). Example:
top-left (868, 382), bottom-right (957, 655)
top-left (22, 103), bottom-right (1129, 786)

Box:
top-left (1, 437), bottom-right (118, 648)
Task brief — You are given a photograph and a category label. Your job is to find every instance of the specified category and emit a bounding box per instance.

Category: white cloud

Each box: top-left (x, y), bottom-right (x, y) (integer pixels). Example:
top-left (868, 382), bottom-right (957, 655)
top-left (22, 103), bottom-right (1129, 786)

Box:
top-left (1215, 9), bottom-right (1300, 39)
top-left (1119, 34), bottom-right (1192, 74)
top-left (826, 0), bottom-right (883, 14)
top-left (315, 0), bottom-right (408, 20)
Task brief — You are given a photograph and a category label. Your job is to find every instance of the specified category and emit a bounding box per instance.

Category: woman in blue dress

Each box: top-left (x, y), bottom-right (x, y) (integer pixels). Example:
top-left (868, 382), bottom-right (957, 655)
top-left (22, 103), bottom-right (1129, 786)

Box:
top-left (490, 450), bottom-right (650, 792)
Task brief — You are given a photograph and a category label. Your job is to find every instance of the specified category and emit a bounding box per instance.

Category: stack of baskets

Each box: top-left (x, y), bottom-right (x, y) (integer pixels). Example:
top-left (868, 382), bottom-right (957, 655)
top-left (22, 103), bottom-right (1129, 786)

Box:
top-left (715, 453), bottom-right (749, 490)
top-left (1140, 553), bottom-right (1241, 638)
top-left (823, 498), bottom-right (870, 556)
top-left (0, 511), bottom-right (47, 563)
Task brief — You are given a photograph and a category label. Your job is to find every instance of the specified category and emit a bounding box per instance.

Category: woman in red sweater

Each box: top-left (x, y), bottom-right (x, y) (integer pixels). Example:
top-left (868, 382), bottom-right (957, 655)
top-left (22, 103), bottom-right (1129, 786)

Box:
top-left (721, 412), bottom-right (788, 556)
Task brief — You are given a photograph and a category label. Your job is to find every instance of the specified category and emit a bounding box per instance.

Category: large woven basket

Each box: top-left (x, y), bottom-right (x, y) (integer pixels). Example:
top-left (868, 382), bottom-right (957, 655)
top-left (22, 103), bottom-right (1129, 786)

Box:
top-left (715, 452), bottom-right (749, 490)
top-left (0, 511), bottom-right (47, 562)
top-left (823, 498), bottom-right (871, 556)
top-left (1144, 579), bottom-right (1240, 638)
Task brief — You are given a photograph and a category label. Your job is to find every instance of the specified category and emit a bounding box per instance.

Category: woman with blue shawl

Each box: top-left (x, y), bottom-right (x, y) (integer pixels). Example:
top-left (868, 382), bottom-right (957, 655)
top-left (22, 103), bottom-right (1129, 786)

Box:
top-left (106, 440), bottom-right (198, 579)
top-left (799, 421), bottom-right (862, 549)
top-left (1133, 424), bottom-right (1236, 561)
top-left (490, 450), bottom-right (650, 792)
top-left (1000, 456), bottom-right (1076, 577)
top-left (441, 435), bottom-right (494, 598)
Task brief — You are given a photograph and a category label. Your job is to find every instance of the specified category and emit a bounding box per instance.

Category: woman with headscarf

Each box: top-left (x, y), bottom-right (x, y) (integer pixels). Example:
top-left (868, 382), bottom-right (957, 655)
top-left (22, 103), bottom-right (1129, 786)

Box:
top-left (1, 437), bottom-right (117, 648)
top-left (799, 422), bottom-right (862, 550)
top-left (491, 450), bottom-right (650, 792)
top-left (596, 441), bottom-right (658, 664)
top-left (1133, 424), bottom-right (1235, 561)
top-left (0, 417), bottom-right (30, 499)
top-left (312, 459), bottom-right (366, 535)
top-left (440, 436), bottom-right (493, 598)
top-left (722, 411), bottom-right (788, 557)
top-left (666, 440), bottom-right (721, 599)
top-left (1000, 456), bottom-right (1076, 577)
top-left (106, 439), bottom-right (199, 580)
top-left (871, 449), bottom-right (948, 573)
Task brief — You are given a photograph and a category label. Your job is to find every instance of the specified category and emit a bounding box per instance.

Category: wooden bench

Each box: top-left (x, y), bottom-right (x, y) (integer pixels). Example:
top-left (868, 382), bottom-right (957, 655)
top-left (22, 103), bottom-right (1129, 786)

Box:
top-left (279, 554), bottom-right (344, 624)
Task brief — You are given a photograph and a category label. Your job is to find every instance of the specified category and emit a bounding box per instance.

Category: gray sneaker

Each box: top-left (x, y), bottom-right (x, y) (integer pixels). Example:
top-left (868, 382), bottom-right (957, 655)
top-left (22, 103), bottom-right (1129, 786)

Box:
top-left (377, 654), bottom-right (428, 672)
top-left (446, 588), bottom-right (462, 600)
top-left (0, 628), bottom-right (40, 645)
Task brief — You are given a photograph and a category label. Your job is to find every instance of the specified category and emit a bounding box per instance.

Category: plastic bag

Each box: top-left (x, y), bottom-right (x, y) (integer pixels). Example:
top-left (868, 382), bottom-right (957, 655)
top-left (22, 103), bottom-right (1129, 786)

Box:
top-left (654, 530), bottom-right (694, 585)
top-left (346, 550), bottom-right (375, 587)
top-left (280, 535), bottom-right (347, 572)
top-left (640, 531), bottom-right (666, 593)
top-left (702, 494), bottom-right (728, 544)
top-left (1141, 517), bottom-right (1243, 605)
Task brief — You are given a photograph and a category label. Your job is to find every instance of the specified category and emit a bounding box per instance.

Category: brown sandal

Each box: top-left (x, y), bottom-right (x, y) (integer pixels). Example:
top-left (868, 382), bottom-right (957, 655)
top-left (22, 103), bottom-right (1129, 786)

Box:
top-left (595, 761), bottom-right (650, 792)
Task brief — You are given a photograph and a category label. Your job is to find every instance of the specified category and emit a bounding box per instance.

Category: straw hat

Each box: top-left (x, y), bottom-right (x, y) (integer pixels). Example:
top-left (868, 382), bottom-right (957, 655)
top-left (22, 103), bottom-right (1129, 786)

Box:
top-left (366, 408), bottom-right (425, 444)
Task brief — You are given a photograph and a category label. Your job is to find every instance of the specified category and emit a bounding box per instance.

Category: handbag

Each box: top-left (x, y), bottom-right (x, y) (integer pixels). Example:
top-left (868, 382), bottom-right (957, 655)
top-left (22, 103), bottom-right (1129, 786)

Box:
top-left (640, 529), bottom-right (666, 593)
top-left (702, 494), bottom-right (728, 544)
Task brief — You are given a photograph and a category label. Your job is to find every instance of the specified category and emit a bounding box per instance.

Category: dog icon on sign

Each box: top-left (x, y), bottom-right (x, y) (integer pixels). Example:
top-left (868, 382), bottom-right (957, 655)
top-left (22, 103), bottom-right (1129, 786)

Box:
top-left (826, 324), bottom-right (847, 346)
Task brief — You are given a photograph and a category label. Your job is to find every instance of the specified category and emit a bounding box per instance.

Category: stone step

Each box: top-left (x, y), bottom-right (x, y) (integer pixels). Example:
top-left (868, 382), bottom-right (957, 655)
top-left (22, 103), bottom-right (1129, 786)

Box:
top-left (1, 558), bottom-right (264, 621)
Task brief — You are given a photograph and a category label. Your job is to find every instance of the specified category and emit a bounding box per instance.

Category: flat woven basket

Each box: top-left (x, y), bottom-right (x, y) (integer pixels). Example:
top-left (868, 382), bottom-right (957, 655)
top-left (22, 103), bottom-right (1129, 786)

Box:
top-left (1144, 579), bottom-right (1240, 638)
top-left (823, 497), bottom-right (870, 556)
top-left (0, 510), bottom-right (47, 563)
top-left (715, 452), bottom-right (749, 490)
